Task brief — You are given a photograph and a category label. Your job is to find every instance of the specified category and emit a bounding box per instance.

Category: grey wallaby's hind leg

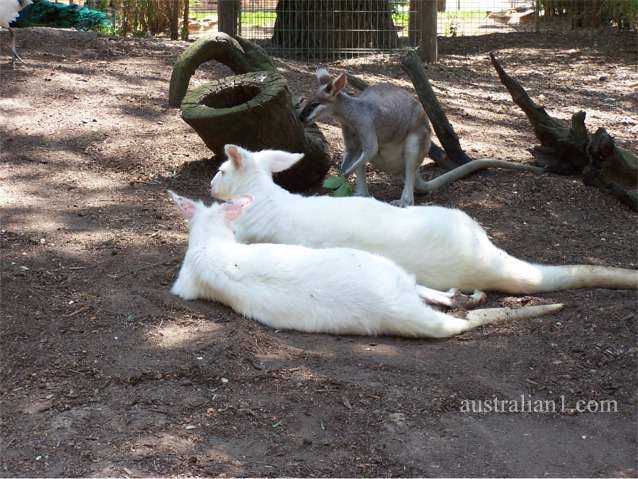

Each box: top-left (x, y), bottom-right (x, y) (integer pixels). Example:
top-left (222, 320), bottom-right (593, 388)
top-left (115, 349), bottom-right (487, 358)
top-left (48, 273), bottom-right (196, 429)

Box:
top-left (393, 133), bottom-right (428, 207)
top-left (354, 160), bottom-right (370, 197)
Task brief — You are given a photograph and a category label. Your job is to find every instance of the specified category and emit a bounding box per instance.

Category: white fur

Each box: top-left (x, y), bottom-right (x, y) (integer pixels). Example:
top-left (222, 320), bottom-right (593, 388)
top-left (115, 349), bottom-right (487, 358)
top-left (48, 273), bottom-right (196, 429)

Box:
top-left (169, 191), bottom-right (562, 338)
top-left (0, 0), bottom-right (31, 28)
top-left (211, 146), bottom-right (638, 294)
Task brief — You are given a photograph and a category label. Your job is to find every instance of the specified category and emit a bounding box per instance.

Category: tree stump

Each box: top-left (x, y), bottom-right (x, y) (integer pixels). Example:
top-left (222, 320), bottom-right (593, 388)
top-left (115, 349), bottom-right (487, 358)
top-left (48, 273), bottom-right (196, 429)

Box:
top-left (169, 33), bottom-right (331, 192)
top-left (272, 0), bottom-right (399, 56)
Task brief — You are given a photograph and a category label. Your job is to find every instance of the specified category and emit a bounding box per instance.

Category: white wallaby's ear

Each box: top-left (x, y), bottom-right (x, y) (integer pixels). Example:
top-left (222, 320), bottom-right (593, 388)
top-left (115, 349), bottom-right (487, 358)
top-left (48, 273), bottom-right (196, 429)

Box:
top-left (259, 150), bottom-right (305, 173)
top-left (222, 195), bottom-right (255, 221)
top-left (252, 150), bottom-right (305, 173)
top-left (316, 67), bottom-right (331, 85)
top-left (332, 72), bottom-right (348, 94)
top-left (225, 144), bottom-right (244, 168)
top-left (168, 190), bottom-right (197, 220)
top-left (271, 152), bottom-right (304, 173)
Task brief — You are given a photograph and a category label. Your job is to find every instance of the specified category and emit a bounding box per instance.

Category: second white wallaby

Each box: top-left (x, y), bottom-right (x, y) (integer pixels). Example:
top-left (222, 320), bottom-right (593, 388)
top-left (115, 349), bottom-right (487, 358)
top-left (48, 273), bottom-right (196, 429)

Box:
top-left (169, 191), bottom-right (563, 338)
top-left (210, 145), bottom-right (638, 294)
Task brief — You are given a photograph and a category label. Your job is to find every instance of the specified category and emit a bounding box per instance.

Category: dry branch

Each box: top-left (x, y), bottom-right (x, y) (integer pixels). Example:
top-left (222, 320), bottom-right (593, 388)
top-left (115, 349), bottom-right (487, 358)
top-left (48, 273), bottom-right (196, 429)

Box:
top-left (490, 51), bottom-right (637, 210)
top-left (400, 49), bottom-right (472, 169)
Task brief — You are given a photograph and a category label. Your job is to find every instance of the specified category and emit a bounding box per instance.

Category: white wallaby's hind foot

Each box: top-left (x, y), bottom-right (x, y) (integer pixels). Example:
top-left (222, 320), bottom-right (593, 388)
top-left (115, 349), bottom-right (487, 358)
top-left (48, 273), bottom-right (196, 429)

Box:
top-left (464, 303), bottom-right (564, 329)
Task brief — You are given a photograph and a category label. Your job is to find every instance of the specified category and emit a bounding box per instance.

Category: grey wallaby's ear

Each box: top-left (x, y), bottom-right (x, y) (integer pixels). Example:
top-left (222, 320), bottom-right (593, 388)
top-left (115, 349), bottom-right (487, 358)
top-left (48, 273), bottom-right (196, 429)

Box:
top-left (332, 73), bottom-right (348, 94)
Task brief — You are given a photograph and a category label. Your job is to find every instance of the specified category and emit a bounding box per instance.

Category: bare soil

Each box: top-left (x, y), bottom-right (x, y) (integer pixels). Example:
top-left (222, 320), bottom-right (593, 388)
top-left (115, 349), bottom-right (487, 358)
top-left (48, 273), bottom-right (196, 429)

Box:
top-left (1, 27), bottom-right (637, 477)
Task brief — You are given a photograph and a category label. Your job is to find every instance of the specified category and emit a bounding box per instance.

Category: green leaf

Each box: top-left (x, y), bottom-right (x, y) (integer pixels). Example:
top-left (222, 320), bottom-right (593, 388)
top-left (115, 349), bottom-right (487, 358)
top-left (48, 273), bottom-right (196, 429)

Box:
top-left (333, 182), bottom-right (353, 197)
top-left (323, 175), bottom-right (346, 190)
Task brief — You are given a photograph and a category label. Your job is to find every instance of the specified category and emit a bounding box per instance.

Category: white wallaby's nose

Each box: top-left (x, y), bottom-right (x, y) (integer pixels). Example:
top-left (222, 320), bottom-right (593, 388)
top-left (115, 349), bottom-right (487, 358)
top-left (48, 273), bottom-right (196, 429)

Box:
top-left (210, 174), bottom-right (221, 198)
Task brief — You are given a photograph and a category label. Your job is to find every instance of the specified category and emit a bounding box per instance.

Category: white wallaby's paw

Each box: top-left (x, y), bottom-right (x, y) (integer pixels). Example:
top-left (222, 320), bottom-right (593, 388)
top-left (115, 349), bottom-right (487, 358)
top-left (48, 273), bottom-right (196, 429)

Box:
top-left (170, 278), bottom-right (199, 301)
top-left (470, 290), bottom-right (488, 306)
top-left (447, 288), bottom-right (488, 309)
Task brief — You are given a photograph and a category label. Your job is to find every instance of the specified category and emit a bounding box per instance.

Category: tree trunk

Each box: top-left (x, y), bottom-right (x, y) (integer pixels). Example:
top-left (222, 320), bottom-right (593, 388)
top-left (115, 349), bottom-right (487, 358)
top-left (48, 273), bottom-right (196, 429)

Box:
top-left (408, 0), bottom-right (419, 45)
top-left (420, 0), bottom-right (437, 62)
top-left (218, 0), bottom-right (241, 36)
top-left (272, 0), bottom-right (399, 55)
top-left (180, 0), bottom-right (189, 41)
top-left (169, 33), bottom-right (331, 192)
top-left (168, 0), bottom-right (181, 40)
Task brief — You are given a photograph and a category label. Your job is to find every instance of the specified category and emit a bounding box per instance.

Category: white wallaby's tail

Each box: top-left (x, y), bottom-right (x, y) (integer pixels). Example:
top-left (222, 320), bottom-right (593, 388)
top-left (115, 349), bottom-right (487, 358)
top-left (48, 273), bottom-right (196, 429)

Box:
top-left (489, 255), bottom-right (638, 294)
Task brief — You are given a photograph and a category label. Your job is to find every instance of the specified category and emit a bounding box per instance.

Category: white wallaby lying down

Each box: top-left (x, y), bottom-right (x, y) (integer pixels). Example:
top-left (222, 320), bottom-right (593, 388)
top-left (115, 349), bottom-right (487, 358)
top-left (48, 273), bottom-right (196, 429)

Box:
top-left (168, 191), bottom-right (563, 338)
top-left (210, 145), bottom-right (638, 294)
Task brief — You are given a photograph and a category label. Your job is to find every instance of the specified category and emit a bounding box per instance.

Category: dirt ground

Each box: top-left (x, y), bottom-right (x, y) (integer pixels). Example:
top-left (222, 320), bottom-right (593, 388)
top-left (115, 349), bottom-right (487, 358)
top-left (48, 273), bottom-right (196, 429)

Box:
top-left (1, 27), bottom-right (637, 477)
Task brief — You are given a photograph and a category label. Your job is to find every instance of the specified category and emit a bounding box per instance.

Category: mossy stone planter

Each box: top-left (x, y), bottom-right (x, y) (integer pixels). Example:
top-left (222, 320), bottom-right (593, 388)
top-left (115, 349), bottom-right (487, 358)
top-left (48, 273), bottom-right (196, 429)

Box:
top-left (180, 71), bottom-right (329, 191)
top-left (170, 33), bottom-right (331, 192)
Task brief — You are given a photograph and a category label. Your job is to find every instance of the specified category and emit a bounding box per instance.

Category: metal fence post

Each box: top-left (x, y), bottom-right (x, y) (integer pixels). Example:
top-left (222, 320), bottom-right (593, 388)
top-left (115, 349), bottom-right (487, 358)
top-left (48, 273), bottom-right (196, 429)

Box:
top-left (218, 0), bottom-right (241, 36)
top-left (420, 0), bottom-right (437, 63)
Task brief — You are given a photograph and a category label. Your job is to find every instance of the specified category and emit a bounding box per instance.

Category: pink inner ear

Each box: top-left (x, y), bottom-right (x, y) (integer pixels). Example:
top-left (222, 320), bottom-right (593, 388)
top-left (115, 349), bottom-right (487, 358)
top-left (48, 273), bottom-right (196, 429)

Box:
top-left (236, 195), bottom-right (255, 208)
top-left (226, 146), bottom-right (242, 168)
top-left (178, 199), bottom-right (197, 219)
top-left (223, 203), bottom-right (243, 221)
top-left (334, 73), bottom-right (347, 92)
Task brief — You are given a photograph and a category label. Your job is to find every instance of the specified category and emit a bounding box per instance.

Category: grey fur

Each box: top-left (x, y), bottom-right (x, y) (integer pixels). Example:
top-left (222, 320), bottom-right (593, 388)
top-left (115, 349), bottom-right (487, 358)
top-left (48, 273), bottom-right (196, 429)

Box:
top-left (300, 69), bottom-right (433, 206)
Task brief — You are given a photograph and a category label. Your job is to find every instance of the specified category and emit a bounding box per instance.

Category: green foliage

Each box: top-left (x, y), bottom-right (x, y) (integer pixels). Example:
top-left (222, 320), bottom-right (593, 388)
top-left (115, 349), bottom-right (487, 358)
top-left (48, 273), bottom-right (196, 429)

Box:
top-left (15, 0), bottom-right (111, 30)
top-left (323, 175), bottom-right (353, 197)
top-left (538, 0), bottom-right (638, 28)
top-left (110, 0), bottom-right (184, 38)
top-left (96, 0), bottom-right (110, 11)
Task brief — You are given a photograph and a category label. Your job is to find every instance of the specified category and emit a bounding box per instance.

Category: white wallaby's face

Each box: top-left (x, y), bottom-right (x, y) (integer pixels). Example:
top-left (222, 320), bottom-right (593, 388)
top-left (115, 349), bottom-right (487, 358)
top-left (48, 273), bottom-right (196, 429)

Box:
top-left (298, 69), bottom-right (348, 125)
top-left (168, 189), bottom-right (254, 241)
top-left (210, 145), bottom-right (259, 200)
top-left (211, 145), bottom-right (305, 200)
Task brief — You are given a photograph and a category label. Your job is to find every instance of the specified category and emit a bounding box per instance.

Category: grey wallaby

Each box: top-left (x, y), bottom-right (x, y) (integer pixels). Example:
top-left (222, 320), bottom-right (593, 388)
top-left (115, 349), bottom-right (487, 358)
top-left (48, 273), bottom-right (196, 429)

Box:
top-left (299, 68), bottom-right (433, 207)
top-left (299, 68), bottom-right (545, 206)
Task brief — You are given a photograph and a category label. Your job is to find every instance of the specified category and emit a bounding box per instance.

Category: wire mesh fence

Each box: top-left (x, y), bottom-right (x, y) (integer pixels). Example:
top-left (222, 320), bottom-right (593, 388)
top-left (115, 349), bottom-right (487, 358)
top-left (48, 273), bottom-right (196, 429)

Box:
top-left (49, 0), bottom-right (638, 59)
top-left (191, 0), bottom-right (540, 58)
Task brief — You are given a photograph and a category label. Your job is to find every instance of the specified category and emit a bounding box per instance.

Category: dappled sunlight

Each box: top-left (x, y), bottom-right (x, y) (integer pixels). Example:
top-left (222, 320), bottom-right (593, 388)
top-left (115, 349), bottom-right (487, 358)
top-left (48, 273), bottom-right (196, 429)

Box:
top-left (129, 432), bottom-right (198, 457)
top-left (352, 341), bottom-right (402, 357)
top-left (2, 27), bottom-right (636, 477)
top-left (149, 320), bottom-right (224, 349)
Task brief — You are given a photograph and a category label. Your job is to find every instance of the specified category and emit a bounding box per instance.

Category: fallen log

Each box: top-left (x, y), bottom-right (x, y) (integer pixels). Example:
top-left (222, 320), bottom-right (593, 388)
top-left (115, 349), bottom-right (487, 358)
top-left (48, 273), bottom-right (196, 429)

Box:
top-left (490, 52), bottom-right (637, 210)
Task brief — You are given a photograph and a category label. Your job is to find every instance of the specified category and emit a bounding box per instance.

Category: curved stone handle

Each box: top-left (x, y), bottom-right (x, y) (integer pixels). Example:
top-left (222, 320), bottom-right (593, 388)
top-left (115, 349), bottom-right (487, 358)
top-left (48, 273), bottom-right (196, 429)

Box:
top-left (169, 32), bottom-right (279, 107)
